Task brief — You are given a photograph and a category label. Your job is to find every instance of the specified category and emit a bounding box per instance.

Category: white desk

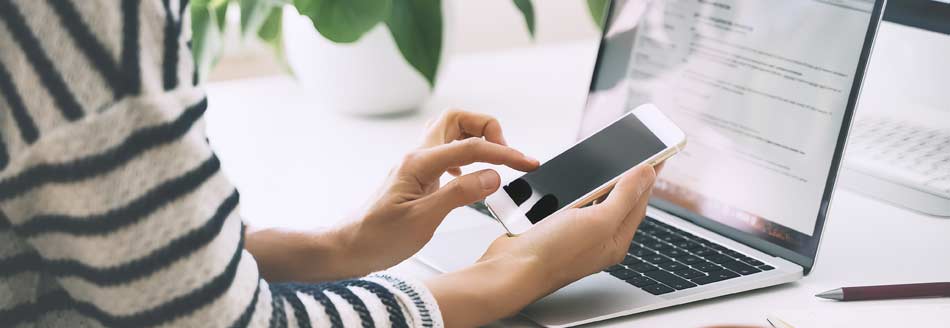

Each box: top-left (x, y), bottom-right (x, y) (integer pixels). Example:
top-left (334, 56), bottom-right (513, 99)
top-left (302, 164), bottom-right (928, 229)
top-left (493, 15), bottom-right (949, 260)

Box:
top-left (205, 41), bottom-right (950, 327)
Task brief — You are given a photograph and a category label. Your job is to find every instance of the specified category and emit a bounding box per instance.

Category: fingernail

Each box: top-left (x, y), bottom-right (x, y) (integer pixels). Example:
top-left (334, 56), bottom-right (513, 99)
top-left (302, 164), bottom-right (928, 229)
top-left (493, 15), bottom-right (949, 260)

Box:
top-left (479, 171), bottom-right (498, 190)
top-left (525, 155), bottom-right (539, 165)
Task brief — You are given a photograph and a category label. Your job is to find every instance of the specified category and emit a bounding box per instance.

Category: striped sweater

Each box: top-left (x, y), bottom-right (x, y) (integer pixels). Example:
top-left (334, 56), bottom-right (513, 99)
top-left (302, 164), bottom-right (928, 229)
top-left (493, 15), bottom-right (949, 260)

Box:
top-left (0, 0), bottom-right (443, 327)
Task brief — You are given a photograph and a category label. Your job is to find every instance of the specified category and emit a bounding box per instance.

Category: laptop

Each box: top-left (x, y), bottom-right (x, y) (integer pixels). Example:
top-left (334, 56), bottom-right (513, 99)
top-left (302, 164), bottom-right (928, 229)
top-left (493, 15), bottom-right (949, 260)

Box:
top-left (419, 0), bottom-right (886, 326)
top-left (840, 15), bottom-right (950, 216)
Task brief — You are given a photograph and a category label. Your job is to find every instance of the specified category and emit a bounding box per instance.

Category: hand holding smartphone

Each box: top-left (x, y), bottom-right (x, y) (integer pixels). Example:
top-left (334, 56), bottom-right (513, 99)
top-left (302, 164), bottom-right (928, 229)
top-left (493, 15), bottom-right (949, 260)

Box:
top-left (485, 104), bottom-right (686, 235)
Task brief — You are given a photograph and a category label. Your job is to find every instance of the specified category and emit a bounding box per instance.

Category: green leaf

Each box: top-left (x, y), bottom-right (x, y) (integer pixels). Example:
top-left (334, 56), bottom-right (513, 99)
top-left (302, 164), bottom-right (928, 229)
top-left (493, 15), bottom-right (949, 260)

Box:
top-left (214, 0), bottom-right (229, 30)
top-left (258, 7), bottom-right (293, 73)
top-left (385, 0), bottom-right (442, 87)
top-left (191, 0), bottom-right (229, 81)
top-left (293, 0), bottom-right (391, 43)
top-left (512, 0), bottom-right (535, 38)
top-left (240, 0), bottom-right (271, 38)
top-left (587, 0), bottom-right (609, 30)
top-left (240, 0), bottom-right (289, 39)
top-left (257, 7), bottom-right (283, 47)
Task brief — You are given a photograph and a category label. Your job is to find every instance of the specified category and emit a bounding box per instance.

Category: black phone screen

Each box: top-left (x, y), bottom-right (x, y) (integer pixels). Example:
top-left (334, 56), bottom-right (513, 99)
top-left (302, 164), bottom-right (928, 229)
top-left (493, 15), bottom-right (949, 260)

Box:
top-left (503, 114), bottom-right (666, 223)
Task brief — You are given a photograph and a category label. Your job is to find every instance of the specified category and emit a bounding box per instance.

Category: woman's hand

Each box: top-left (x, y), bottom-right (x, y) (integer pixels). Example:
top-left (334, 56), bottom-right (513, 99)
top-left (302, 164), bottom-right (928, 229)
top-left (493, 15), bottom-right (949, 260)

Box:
top-left (484, 163), bottom-right (657, 289)
top-left (248, 110), bottom-right (537, 282)
top-left (426, 164), bottom-right (657, 327)
top-left (247, 110), bottom-right (537, 283)
top-left (337, 110), bottom-right (539, 276)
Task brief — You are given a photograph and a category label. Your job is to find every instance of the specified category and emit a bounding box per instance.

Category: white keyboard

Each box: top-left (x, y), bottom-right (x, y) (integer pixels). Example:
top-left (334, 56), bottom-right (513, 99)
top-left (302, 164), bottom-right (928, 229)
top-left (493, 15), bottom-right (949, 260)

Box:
top-left (841, 115), bottom-right (950, 216)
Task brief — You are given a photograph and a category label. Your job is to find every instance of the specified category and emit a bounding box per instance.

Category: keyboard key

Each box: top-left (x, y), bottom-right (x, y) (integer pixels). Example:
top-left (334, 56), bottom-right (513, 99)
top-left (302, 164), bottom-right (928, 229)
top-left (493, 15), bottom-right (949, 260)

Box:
top-left (631, 263), bottom-right (659, 273)
top-left (644, 241), bottom-right (671, 251)
top-left (691, 270), bottom-right (740, 285)
top-left (719, 260), bottom-right (762, 275)
top-left (708, 244), bottom-right (729, 251)
top-left (652, 220), bottom-right (674, 229)
top-left (673, 268), bottom-right (706, 279)
top-left (609, 269), bottom-right (638, 280)
top-left (678, 255), bottom-right (703, 265)
top-left (658, 248), bottom-right (689, 258)
top-left (706, 254), bottom-right (733, 264)
top-left (694, 236), bottom-right (716, 243)
top-left (643, 254), bottom-right (672, 264)
top-left (665, 226), bottom-right (685, 234)
top-left (692, 247), bottom-right (717, 256)
top-left (630, 248), bottom-right (655, 258)
top-left (657, 234), bottom-right (686, 244)
top-left (692, 262), bottom-right (722, 272)
top-left (674, 241), bottom-right (703, 250)
top-left (604, 264), bottom-right (626, 272)
top-left (758, 265), bottom-right (775, 271)
top-left (625, 275), bottom-right (657, 287)
top-left (650, 231), bottom-right (672, 240)
top-left (680, 231), bottom-right (698, 239)
top-left (659, 262), bottom-right (688, 271)
top-left (641, 283), bottom-right (675, 295)
top-left (622, 255), bottom-right (643, 265)
top-left (686, 242), bottom-right (707, 250)
top-left (741, 258), bottom-right (765, 266)
top-left (633, 234), bottom-right (652, 243)
top-left (723, 250), bottom-right (744, 258)
top-left (644, 271), bottom-right (698, 290)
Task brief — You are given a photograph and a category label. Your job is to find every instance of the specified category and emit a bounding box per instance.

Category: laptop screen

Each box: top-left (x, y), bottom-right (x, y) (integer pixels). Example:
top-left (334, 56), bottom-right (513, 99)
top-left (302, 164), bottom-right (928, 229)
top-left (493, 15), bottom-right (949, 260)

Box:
top-left (580, 0), bottom-right (884, 268)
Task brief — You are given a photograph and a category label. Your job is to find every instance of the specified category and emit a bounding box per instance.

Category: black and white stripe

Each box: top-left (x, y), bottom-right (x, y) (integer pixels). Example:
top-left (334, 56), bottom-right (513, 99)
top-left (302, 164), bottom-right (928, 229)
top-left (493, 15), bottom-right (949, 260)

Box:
top-left (161, 0), bottom-right (190, 90)
top-left (0, 0), bottom-right (85, 121)
top-left (0, 1), bottom-right (442, 327)
top-left (14, 154), bottom-right (222, 237)
top-left (374, 274), bottom-right (438, 327)
top-left (0, 97), bottom-right (207, 201)
top-left (1, 190), bottom-right (238, 284)
top-left (0, 61), bottom-right (39, 144)
top-left (48, 0), bottom-right (128, 99)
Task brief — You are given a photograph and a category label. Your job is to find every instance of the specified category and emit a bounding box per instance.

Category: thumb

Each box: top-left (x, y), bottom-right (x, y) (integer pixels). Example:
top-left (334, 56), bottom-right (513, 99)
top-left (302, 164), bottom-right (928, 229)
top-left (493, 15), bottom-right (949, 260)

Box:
top-left (600, 164), bottom-right (656, 219)
top-left (420, 169), bottom-right (501, 219)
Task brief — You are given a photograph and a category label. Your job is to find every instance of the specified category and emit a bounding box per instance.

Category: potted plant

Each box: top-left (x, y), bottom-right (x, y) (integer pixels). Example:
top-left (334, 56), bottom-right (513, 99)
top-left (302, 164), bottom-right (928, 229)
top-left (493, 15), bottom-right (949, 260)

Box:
top-left (191, 0), bottom-right (541, 115)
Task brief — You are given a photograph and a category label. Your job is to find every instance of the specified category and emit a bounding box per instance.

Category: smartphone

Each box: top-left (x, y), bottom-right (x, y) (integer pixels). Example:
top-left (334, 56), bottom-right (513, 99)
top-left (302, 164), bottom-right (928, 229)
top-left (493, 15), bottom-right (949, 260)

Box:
top-left (485, 104), bottom-right (686, 236)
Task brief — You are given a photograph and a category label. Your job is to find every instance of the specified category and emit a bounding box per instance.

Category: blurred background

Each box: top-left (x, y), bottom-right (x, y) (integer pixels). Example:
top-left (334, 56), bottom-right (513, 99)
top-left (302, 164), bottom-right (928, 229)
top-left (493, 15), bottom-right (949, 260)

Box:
top-left (199, 0), bottom-right (612, 230)
top-left (207, 0), bottom-right (602, 81)
top-left (199, 0), bottom-right (950, 230)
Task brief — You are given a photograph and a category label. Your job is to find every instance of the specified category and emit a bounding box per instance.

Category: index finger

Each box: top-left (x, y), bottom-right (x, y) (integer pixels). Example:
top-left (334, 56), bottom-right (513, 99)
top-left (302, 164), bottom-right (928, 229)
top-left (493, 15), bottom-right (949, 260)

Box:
top-left (409, 138), bottom-right (538, 181)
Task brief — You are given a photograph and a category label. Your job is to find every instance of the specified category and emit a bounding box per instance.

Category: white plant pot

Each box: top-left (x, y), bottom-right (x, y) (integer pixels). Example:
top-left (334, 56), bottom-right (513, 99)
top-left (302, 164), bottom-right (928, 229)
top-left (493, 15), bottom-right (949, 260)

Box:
top-left (282, 7), bottom-right (431, 116)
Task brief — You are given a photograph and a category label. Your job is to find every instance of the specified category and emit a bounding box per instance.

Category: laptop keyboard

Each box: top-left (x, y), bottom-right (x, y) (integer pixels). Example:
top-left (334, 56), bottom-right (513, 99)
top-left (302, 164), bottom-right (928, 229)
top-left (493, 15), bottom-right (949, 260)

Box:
top-left (603, 217), bottom-right (774, 295)
top-left (466, 202), bottom-right (775, 295)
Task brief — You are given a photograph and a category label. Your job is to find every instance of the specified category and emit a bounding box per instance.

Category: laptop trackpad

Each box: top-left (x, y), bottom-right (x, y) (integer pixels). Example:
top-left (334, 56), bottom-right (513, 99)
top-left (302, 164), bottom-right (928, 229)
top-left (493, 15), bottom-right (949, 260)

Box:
top-left (417, 216), bottom-right (507, 273)
top-left (522, 273), bottom-right (656, 326)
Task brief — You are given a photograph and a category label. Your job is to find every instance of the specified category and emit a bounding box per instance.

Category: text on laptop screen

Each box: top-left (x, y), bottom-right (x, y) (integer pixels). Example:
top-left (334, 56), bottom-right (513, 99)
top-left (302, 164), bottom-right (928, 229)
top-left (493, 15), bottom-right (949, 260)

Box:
top-left (581, 0), bottom-right (875, 257)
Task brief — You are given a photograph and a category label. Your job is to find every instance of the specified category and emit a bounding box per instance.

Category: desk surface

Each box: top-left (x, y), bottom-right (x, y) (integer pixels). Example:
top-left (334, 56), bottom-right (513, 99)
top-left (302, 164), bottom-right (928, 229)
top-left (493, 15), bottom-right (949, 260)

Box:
top-left (205, 38), bottom-right (950, 327)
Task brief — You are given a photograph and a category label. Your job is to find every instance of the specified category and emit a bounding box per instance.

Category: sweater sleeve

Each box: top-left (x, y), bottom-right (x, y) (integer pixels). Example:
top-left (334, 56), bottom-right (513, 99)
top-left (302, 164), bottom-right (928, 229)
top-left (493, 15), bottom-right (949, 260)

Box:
top-left (0, 0), bottom-right (442, 327)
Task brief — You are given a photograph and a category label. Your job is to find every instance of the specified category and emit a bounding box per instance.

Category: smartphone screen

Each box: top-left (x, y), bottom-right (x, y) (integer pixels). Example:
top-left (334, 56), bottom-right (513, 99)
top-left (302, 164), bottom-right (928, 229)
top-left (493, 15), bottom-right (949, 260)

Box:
top-left (502, 114), bottom-right (666, 223)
